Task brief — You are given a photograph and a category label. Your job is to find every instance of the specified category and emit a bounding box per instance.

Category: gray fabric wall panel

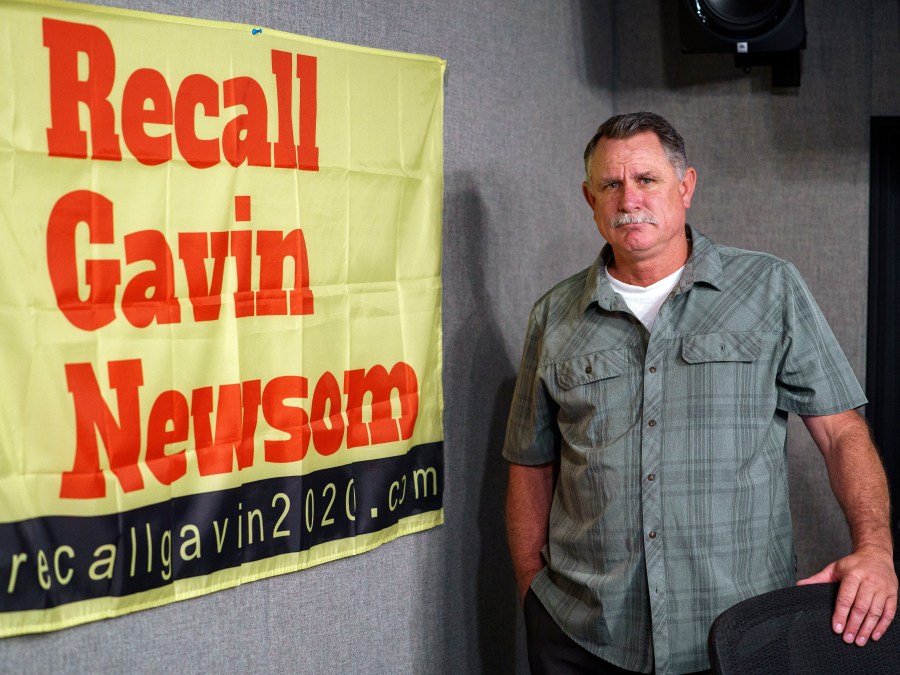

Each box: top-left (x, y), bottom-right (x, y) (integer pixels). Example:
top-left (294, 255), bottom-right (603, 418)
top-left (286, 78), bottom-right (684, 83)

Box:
top-left (872, 0), bottom-right (900, 115)
top-left (3, 0), bottom-right (898, 673)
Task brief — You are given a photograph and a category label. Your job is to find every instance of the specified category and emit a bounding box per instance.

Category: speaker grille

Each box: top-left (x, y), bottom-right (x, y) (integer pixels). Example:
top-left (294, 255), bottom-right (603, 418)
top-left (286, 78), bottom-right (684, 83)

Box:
top-left (691, 0), bottom-right (794, 39)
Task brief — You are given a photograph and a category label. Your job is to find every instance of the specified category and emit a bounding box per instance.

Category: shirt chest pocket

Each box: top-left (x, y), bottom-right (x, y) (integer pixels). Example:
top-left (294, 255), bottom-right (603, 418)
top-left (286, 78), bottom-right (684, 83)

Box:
top-left (553, 349), bottom-right (641, 448)
top-left (680, 332), bottom-right (766, 407)
top-left (681, 332), bottom-right (761, 364)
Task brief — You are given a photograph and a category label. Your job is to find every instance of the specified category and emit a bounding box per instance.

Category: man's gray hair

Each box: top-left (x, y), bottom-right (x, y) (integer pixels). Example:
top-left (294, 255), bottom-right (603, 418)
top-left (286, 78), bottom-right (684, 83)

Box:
top-left (583, 111), bottom-right (688, 185)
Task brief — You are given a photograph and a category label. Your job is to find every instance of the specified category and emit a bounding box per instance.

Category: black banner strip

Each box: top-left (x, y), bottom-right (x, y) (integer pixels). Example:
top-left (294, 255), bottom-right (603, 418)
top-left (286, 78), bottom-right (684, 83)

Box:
top-left (0, 441), bottom-right (442, 612)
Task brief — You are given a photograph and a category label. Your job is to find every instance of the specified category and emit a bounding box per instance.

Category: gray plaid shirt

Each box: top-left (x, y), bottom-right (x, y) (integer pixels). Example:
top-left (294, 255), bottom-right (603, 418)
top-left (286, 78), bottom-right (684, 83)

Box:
top-left (503, 227), bottom-right (866, 674)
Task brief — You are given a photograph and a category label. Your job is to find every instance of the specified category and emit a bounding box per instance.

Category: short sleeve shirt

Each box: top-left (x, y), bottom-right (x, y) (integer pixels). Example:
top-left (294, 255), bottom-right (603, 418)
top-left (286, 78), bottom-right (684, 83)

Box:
top-left (502, 227), bottom-right (866, 675)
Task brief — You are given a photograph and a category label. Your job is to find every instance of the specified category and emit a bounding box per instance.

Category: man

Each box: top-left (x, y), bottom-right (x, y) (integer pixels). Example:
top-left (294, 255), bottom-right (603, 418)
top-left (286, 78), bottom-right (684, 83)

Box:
top-left (503, 111), bottom-right (897, 674)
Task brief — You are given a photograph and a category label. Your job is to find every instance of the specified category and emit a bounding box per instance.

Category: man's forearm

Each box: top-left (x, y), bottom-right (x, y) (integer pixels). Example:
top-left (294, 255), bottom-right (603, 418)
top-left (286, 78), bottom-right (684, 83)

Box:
top-left (506, 461), bottom-right (555, 603)
top-left (803, 410), bottom-right (892, 553)
top-left (800, 410), bottom-right (897, 646)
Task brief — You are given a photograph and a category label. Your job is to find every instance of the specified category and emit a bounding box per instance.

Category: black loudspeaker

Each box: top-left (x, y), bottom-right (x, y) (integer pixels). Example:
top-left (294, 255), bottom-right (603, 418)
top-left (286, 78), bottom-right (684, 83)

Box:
top-left (679, 0), bottom-right (807, 86)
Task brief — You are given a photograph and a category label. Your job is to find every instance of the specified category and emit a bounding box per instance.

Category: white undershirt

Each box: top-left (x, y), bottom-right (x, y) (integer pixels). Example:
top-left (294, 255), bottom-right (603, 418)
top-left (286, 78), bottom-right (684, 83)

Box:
top-left (605, 265), bottom-right (685, 331)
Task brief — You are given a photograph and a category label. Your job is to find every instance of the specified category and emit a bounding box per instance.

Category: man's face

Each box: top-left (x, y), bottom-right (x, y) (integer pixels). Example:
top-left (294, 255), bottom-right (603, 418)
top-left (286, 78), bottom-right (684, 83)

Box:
top-left (582, 131), bottom-right (696, 265)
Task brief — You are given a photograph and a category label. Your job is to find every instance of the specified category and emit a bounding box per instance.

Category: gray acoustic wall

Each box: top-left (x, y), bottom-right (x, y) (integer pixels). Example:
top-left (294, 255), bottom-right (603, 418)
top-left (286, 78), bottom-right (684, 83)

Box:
top-left (2, 1), bottom-right (898, 674)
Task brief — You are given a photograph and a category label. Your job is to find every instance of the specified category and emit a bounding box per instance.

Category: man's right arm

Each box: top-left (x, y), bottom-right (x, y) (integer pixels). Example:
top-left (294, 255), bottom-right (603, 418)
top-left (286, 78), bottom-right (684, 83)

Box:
top-left (506, 461), bottom-right (555, 605)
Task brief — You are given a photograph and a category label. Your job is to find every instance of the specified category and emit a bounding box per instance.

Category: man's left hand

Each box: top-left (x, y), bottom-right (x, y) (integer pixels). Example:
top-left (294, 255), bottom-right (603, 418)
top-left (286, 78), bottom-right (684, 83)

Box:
top-left (798, 548), bottom-right (898, 646)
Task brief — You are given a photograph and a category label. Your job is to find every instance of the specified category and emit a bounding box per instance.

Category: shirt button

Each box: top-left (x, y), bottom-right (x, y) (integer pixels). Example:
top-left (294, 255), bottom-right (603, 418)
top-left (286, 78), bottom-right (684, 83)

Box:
top-left (648, 531), bottom-right (657, 539)
top-left (647, 474), bottom-right (655, 481)
top-left (648, 419), bottom-right (657, 427)
top-left (649, 366), bottom-right (657, 373)
top-left (585, 365), bottom-right (592, 374)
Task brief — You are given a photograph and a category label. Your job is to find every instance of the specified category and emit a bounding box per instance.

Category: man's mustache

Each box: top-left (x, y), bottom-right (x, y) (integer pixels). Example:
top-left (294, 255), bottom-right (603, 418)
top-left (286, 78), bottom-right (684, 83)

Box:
top-left (609, 212), bottom-right (658, 229)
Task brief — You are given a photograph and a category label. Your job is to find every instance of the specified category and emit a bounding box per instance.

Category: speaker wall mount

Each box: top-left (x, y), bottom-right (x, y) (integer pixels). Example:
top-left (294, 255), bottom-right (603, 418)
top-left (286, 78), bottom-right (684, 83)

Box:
top-left (679, 0), bottom-right (807, 87)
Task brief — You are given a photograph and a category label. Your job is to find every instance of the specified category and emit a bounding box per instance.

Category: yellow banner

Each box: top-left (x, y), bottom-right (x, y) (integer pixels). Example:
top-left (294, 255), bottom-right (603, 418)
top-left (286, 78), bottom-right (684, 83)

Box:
top-left (0, 0), bottom-right (444, 636)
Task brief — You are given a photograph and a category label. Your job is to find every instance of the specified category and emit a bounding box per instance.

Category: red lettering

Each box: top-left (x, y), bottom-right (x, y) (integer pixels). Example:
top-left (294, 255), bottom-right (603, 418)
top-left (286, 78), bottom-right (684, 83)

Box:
top-left (344, 363), bottom-right (418, 449)
top-left (146, 390), bottom-right (189, 485)
top-left (231, 230), bottom-right (255, 318)
top-left (262, 375), bottom-right (310, 462)
top-left (43, 18), bottom-right (121, 160)
top-left (121, 230), bottom-right (181, 328)
top-left (296, 54), bottom-right (319, 171)
top-left (178, 231), bottom-right (229, 321)
top-left (174, 74), bottom-right (220, 169)
top-left (222, 77), bottom-right (271, 167)
top-left (192, 380), bottom-right (261, 475)
top-left (121, 68), bottom-right (173, 165)
top-left (48, 193), bottom-right (314, 329)
top-left (256, 230), bottom-right (314, 315)
top-left (60, 360), bottom-right (144, 499)
top-left (42, 21), bottom-right (317, 171)
top-left (271, 50), bottom-right (297, 169)
top-left (47, 190), bottom-right (120, 331)
top-left (59, 360), bottom-right (420, 498)
top-left (310, 371), bottom-right (344, 455)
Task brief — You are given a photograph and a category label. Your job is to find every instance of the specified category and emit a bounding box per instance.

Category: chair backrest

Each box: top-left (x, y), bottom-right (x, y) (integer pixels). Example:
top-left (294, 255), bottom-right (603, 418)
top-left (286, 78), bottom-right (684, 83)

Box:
top-left (708, 576), bottom-right (900, 674)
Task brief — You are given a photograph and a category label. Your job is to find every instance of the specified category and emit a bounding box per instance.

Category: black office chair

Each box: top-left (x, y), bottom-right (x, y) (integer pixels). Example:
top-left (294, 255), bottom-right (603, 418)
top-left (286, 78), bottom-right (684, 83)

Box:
top-left (708, 576), bottom-right (900, 674)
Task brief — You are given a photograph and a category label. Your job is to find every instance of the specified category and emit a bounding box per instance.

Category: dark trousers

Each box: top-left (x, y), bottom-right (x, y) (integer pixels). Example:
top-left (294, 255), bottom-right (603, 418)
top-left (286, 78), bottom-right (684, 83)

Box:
top-left (523, 589), bottom-right (711, 675)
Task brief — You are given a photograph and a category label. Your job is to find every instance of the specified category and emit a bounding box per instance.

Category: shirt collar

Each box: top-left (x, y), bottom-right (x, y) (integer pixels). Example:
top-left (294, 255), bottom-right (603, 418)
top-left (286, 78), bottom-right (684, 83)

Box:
top-left (579, 225), bottom-right (724, 314)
